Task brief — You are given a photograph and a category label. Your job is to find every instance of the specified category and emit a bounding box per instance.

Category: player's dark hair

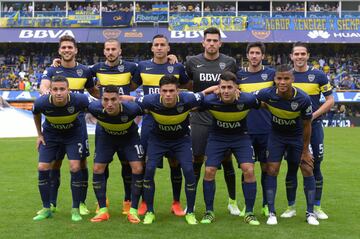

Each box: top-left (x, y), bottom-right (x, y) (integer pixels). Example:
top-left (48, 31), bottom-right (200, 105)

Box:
top-left (275, 64), bottom-right (294, 74)
top-left (152, 34), bottom-right (169, 43)
top-left (59, 35), bottom-right (77, 48)
top-left (219, 71), bottom-right (237, 84)
top-left (292, 41), bottom-right (309, 53)
top-left (159, 75), bottom-right (179, 88)
top-left (51, 75), bottom-right (69, 86)
top-left (204, 27), bottom-right (221, 39)
top-left (105, 38), bottom-right (121, 48)
top-left (246, 42), bottom-right (266, 55)
top-left (103, 85), bottom-right (120, 94)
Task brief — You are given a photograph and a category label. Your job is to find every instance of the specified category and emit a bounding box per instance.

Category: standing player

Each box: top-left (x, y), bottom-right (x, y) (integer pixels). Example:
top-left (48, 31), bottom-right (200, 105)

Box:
top-left (90, 38), bottom-right (138, 214)
top-left (33, 76), bottom-right (89, 221)
top-left (236, 42), bottom-right (275, 216)
top-left (200, 72), bottom-right (260, 225)
top-left (256, 65), bottom-right (319, 225)
top-left (88, 86), bottom-right (144, 223)
top-left (132, 34), bottom-right (190, 216)
top-left (280, 42), bottom-right (334, 219)
top-left (185, 27), bottom-right (240, 215)
top-left (40, 35), bottom-right (99, 215)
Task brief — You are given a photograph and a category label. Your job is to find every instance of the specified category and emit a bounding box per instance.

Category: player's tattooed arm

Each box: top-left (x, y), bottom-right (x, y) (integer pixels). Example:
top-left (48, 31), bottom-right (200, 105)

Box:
top-left (312, 94), bottom-right (334, 120)
top-left (33, 114), bottom-right (46, 150)
top-left (301, 118), bottom-right (314, 169)
top-left (39, 79), bottom-right (51, 95)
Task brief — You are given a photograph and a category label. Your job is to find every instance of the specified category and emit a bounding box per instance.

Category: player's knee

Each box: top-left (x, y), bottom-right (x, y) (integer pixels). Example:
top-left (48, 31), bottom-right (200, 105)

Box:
top-left (168, 157), bottom-right (179, 167)
top-left (69, 164), bottom-right (81, 173)
top-left (52, 160), bottom-right (62, 170)
top-left (93, 164), bottom-right (106, 174)
top-left (193, 155), bottom-right (204, 164)
top-left (300, 164), bottom-right (313, 177)
top-left (266, 165), bottom-right (279, 176)
top-left (131, 162), bottom-right (143, 174)
top-left (80, 159), bottom-right (87, 169)
top-left (242, 164), bottom-right (255, 181)
top-left (38, 163), bottom-right (51, 171)
top-left (204, 167), bottom-right (216, 180)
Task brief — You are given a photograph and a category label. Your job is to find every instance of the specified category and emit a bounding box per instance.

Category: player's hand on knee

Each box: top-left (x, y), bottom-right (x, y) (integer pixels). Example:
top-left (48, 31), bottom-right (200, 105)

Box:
top-left (301, 150), bottom-right (314, 169)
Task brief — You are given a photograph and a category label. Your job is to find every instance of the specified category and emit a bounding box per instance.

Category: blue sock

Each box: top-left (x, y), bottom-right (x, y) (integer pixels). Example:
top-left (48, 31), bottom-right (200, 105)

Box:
top-left (286, 161), bottom-right (299, 206)
top-left (104, 165), bottom-right (109, 182)
top-left (243, 182), bottom-right (257, 213)
top-left (93, 173), bottom-right (107, 208)
top-left (122, 163), bottom-right (132, 201)
top-left (70, 171), bottom-right (82, 208)
top-left (49, 169), bottom-right (60, 207)
top-left (303, 176), bottom-right (316, 213)
top-left (38, 170), bottom-right (51, 208)
top-left (266, 175), bottom-right (277, 213)
top-left (183, 167), bottom-right (196, 213)
top-left (203, 179), bottom-right (215, 212)
top-left (143, 167), bottom-right (155, 212)
top-left (170, 165), bottom-right (182, 202)
top-left (131, 173), bottom-right (143, 209)
top-left (80, 168), bottom-right (88, 203)
top-left (313, 160), bottom-right (323, 206)
top-left (222, 160), bottom-right (236, 200)
top-left (193, 161), bottom-right (203, 187)
top-left (261, 171), bottom-right (267, 207)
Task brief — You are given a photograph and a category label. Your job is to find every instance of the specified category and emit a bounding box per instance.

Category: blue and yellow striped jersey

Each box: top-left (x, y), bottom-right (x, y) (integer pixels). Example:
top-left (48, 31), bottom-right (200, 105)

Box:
top-left (256, 86), bottom-right (313, 135)
top-left (202, 93), bottom-right (260, 135)
top-left (293, 67), bottom-right (332, 115)
top-left (88, 100), bottom-right (142, 137)
top-left (90, 60), bottom-right (137, 96)
top-left (133, 59), bottom-right (189, 95)
top-left (237, 66), bottom-right (275, 134)
top-left (42, 63), bottom-right (94, 94)
top-left (32, 93), bottom-right (89, 132)
top-left (135, 92), bottom-right (203, 139)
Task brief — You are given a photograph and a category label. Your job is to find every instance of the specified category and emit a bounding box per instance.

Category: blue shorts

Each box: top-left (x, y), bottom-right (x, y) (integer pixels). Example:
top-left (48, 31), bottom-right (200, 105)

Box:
top-left (55, 114), bottom-right (89, 160)
top-left (146, 133), bottom-right (192, 170)
top-left (141, 114), bottom-right (175, 168)
top-left (249, 134), bottom-right (269, 163)
top-left (310, 120), bottom-right (324, 162)
top-left (205, 133), bottom-right (254, 168)
top-left (267, 131), bottom-right (303, 164)
top-left (39, 127), bottom-right (83, 163)
top-left (94, 132), bottom-right (143, 164)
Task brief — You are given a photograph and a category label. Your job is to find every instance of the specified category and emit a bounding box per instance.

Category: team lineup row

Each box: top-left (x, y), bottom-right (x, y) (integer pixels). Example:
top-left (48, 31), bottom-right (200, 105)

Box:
top-left (32, 27), bottom-right (334, 226)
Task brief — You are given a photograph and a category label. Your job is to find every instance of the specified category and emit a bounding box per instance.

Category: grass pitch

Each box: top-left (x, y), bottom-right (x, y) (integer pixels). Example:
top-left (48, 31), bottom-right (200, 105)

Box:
top-left (0, 128), bottom-right (359, 239)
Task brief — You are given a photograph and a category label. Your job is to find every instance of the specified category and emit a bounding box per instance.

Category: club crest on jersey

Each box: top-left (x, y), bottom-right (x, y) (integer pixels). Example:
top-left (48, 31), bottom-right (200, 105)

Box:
top-left (261, 74), bottom-right (268, 81)
top-left (308, 74), bottom-right (315, 82)
top-left (236, 104), bottom-right (244, 111)
top-left (219, 62), bottom-right (226, 70)
top-left (306, 105), bottom-right (312, 114)
top-left (67, 106), bottom-right (75, 114)
top-left (167, 66), bottom-right (174, 73)
top-left (121, 115), bottom-right (128, 122)
top-left (118, 65), bottom-right (125, 72)
top-left (177, 105), bottom-right (184, 113)
top-left (76, 69), bottom-right (83, 77)
top-left (291, 102), bottom-right (299, 111)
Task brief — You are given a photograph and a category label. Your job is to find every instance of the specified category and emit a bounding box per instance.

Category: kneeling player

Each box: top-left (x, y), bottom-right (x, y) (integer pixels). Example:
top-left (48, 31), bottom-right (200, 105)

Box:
top-left (200, 72), bottom-right (260, 225)
top-left (88, 86), bottom-right (144, 223)
top-left (256, 65), bottom-right (319, 225)
top-left (32, 76), bottom-right (89, 222)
